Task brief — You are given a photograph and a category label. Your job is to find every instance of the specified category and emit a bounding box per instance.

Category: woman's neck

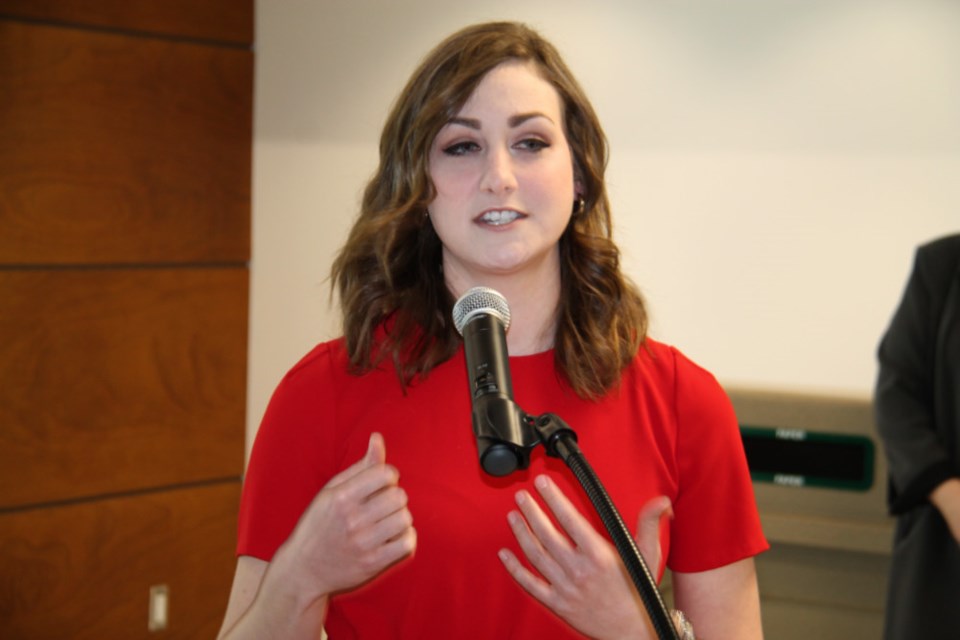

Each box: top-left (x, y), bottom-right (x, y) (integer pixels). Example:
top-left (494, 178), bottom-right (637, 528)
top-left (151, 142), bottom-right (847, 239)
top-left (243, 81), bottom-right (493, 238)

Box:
top-left (498, 280), bottom-right (559, 356)
top-left (447, 275), bottom-right (560, 357)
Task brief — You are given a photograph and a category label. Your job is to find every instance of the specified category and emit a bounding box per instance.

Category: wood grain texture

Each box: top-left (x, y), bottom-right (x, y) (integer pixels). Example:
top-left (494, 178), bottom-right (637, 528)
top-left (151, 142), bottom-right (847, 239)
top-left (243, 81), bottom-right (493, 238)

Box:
top-left (0, 481), bottom-right (240, 639)
top-left (0, 0), bottom-right (253, 44)
top-left (0, 268), bottom-right (248, 509)
top-left (0, 20), bottom-right (252, 265)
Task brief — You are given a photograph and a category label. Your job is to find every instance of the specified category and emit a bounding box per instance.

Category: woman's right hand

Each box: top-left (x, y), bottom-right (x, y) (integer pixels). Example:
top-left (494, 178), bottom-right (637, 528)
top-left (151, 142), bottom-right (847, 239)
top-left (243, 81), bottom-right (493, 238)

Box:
top-left (218, 433), bottom-right (416, 639)
top-left (271, 432), bottom-right (418, 602)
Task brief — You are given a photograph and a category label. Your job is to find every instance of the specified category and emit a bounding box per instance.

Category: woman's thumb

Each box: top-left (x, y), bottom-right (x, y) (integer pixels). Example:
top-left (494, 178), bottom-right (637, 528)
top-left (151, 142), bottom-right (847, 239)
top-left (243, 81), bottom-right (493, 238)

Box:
top-left (363, 432), bottom-right (386, 466)
top-left (635, 496), bottom-right (673, 571)
top-left (326, 432), bottom-right (387, 488)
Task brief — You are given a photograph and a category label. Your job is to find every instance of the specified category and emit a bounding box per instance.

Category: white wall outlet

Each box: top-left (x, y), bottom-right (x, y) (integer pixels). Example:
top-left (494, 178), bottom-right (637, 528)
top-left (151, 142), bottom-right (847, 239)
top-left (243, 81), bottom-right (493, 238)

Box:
top-left (148, 584), bottom-right (169, 632)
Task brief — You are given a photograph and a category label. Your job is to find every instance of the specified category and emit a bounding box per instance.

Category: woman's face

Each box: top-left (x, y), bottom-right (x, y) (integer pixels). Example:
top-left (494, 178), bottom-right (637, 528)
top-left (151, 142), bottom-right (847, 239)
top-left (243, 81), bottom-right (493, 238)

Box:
top-left (427, 60), bottom-right (577, 291)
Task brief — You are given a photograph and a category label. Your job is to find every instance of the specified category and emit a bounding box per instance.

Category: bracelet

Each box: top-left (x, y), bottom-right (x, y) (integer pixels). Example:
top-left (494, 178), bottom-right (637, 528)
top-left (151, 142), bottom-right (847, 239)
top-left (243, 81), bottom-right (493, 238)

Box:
top-left (670, 609), bottom-right (696, 640)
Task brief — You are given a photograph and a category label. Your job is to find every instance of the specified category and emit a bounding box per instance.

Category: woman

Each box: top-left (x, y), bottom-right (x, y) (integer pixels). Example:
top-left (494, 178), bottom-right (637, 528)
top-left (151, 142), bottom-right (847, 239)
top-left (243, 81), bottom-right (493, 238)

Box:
top-left (218, 21), bottom-right (766, 639)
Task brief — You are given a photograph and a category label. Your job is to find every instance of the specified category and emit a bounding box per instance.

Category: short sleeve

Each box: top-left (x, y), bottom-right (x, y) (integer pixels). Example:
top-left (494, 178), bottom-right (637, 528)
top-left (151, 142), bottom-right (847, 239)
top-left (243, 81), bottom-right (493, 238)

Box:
top-left (667, 349), bottom-right (768, 572)
top-left (236, 343), bottom-right (340, 560)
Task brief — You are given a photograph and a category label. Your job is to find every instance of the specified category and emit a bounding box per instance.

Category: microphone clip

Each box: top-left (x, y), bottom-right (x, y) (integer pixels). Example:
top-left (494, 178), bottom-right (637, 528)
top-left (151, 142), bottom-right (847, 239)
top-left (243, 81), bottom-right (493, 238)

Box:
top-left (472, 395), bottom-right (537, 477)
top-left (473, 398), bottom-right (580, 477)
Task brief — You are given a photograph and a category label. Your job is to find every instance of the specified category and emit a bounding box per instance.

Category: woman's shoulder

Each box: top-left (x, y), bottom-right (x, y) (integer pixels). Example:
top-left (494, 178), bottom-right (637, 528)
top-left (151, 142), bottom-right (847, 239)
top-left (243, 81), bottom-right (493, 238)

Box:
top-left (276, 336), bottom-right (399, 399)
top-left (629, 339), bottom-right (739, 448)
top-left (278, 337), bottom-right (350, 386)
top-left (632, 337), bottom-right (730, 408)
top-left (261, 337), bottom-right (377, 422)
top-left (635, 337), bottom-right (719, 381)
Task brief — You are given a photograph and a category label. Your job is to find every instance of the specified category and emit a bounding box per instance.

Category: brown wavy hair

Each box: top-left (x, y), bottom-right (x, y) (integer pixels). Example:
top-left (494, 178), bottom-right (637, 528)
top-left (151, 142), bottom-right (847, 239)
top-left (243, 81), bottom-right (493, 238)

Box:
top-left (330, 21), bottom-right (647, 399)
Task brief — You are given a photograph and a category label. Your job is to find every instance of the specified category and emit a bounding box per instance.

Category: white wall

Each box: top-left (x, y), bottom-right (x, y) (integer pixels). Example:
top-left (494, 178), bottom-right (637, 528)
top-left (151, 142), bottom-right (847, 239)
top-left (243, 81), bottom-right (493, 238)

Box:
top-left (250, 0), bottom-right (959, 452)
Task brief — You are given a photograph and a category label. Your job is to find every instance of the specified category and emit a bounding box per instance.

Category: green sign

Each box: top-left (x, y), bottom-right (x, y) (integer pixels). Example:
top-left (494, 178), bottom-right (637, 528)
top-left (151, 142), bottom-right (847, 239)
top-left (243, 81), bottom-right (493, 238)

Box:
top-left (739, 425), bottom-right (875, 491)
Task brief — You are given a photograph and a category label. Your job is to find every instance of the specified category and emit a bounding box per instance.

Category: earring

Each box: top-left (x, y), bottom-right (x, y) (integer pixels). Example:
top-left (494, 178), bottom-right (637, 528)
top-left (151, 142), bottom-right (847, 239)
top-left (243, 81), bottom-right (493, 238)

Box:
top-left (573, 198), bottom-right (586, 216)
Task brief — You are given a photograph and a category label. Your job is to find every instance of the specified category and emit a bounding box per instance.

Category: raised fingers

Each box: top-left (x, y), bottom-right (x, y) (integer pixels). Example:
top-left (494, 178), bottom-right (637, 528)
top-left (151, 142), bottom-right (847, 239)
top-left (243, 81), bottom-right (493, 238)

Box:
top-left (497, 546), bottom-right (555, 604)
top-left (529, 475), bottom-right (605, 552)
top-left (506, 495), bottom-right (568, 588)
top-left (501, 476), bottom-right (654, 638)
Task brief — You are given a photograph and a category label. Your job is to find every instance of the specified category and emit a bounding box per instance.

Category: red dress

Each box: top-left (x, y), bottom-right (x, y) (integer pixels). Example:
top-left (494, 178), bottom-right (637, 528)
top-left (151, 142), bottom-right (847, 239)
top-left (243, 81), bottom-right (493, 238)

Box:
top-left (238, 337), bottom-right (768, 639)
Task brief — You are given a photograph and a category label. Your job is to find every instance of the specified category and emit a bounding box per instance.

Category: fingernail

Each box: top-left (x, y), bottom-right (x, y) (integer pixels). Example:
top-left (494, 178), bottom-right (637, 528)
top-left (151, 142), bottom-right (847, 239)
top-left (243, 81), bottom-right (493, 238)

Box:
top-left (515, 491), bottom-right (527, 505)
top-left (534, 475), bottom-right (549, 490)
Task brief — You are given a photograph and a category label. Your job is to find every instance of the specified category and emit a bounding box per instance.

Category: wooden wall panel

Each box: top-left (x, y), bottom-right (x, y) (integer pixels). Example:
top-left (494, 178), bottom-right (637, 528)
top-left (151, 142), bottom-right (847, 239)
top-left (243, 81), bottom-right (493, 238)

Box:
top-left (0, 0), bottom-right (252, 44)
top-left (0, 4), bottom-right (251, 634)
top-left (0, 268), bottom-right (247, 509)
top-left (0, 20), bottom-right (252, 265)
top-left (0, 482), bottom-right (240, 639)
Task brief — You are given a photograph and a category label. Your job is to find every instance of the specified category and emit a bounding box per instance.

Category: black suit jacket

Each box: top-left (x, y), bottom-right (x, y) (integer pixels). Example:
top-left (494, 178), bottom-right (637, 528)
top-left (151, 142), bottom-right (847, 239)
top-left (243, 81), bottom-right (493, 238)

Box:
top-left (874, 233), bottom-right (960, 640)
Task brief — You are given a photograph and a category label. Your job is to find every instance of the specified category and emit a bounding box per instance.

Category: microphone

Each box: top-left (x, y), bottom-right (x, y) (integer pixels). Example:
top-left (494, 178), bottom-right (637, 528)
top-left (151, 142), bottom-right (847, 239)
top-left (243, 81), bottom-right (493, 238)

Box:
top-left (452, 287), bottom-right (534, 476)
top-left (454, 292), bottom-right (677, 640)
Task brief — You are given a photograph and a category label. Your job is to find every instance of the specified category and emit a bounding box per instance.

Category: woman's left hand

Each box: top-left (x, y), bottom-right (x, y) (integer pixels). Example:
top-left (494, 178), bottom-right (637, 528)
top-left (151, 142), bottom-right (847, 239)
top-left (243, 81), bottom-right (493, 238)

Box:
top-left (498, 474), bottom-right (673, 640)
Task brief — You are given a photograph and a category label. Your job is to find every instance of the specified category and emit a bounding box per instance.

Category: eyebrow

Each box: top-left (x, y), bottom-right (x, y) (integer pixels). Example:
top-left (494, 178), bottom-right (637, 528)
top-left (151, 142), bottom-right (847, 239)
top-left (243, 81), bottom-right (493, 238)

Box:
top-left (446, 112), bottom-right (554, 129)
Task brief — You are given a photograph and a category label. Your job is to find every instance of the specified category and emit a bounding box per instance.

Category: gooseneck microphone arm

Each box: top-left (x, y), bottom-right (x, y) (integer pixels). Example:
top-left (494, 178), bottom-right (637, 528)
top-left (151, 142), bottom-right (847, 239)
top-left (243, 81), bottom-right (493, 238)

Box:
top-left (453, 287), bottom-right (680, 640)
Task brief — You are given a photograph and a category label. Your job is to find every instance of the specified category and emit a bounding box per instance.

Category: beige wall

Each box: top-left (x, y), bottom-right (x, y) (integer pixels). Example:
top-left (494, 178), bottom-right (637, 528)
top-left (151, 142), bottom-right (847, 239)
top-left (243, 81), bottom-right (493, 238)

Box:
top-left (249, 0), bottom-right (960, 451)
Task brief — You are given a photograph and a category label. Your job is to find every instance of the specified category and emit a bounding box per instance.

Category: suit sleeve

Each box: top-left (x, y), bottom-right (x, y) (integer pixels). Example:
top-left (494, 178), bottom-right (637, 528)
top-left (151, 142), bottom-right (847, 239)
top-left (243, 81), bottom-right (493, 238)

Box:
top-left (875, 247), bottom-right (954, 514)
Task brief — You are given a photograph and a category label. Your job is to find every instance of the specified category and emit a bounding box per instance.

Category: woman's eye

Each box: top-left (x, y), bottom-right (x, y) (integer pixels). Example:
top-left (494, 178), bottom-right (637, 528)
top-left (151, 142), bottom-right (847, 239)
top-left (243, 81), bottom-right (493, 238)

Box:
top-left (442, 141), bottom-right (480, 156)
top-left (516, 138), bottom-right (550, 152)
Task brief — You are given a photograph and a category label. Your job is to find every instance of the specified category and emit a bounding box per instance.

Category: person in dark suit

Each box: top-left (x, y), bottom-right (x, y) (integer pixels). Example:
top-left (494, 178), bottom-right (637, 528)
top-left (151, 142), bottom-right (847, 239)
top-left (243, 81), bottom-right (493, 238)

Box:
top-left (875, 233), bottom-right (960, 640)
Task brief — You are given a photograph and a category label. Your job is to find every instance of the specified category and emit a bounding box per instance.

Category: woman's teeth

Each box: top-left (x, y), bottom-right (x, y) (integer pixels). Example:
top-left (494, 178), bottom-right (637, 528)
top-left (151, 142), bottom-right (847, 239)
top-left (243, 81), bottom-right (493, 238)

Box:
top-left (480, 210), bottom-right (520, 225)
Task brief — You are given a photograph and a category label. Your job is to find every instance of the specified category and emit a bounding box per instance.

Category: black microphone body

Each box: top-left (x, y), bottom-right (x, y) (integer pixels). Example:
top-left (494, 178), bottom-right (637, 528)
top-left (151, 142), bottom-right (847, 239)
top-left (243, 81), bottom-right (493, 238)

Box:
top-left (453, 288), bottom-right (536, 476)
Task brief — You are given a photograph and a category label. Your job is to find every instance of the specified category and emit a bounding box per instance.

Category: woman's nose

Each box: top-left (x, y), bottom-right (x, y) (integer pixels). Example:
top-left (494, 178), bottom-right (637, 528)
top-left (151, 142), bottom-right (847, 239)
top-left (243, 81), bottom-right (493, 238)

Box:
top-left (480, 147), bottom-right (518, 195)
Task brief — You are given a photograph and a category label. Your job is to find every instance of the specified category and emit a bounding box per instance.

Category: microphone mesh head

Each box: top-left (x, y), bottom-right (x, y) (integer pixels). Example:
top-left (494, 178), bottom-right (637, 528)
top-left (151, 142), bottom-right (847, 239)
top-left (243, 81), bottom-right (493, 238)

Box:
top-left (452, 287), bottom-right (511, 335)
